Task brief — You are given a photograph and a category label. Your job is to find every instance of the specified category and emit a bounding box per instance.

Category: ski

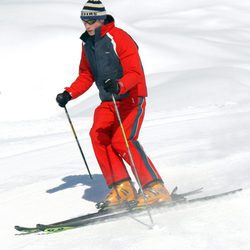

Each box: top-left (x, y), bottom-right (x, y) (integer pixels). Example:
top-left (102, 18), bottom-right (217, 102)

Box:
top-left (15, 187), bottom-right (242, 234)
top-left (15, 186), bottom-right (197, 234)
top-left (14, 226), bottom-right (40, 234)
top-left (15, 208), bottom-right (121, 235)
top-left (170, 186), bottom-right (203, 201)
top-left (185, 188), bottom-right (242, 203)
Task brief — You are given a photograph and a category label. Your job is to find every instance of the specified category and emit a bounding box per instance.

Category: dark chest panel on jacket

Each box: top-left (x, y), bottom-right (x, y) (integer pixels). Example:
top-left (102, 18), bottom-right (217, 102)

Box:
top-left (84, 35), bottom-right (128, 101)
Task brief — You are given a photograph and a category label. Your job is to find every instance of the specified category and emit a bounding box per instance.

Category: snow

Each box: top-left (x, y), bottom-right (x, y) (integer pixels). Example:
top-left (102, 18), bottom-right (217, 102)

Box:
top-left (0, 0), bottom-right (250, 249)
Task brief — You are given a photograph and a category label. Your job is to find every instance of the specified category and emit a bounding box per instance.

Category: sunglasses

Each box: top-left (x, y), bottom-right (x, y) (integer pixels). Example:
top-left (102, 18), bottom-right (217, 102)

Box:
top-left (83, 19), bottom-right (97, 25)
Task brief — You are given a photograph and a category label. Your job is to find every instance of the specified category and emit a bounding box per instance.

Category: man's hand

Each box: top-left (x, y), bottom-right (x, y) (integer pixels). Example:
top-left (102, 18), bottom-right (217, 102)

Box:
top-left (56, 91), bottom-right (72, 107)
top-left (103, 79), bottom-right (120, 94)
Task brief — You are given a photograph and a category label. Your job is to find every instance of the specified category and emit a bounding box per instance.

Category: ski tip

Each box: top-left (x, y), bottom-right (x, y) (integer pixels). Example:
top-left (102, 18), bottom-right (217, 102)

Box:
top-left (15, 225), bottom-right (30, 231)
top-left (14, 225), bottom-right (40, 234)
top-left (233, 188), bottom-right (243, 193)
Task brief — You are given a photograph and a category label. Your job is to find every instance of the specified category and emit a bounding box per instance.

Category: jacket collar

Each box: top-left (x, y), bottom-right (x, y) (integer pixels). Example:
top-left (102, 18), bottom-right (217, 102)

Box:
top-left (80, 15), bottom-right (115, 43)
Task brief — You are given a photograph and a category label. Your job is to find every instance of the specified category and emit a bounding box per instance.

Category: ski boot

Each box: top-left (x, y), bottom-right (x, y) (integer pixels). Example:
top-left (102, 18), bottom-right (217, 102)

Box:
top-left (96, 180), bottom-right (137, 210)
top-left (136, 181), bottom-right (172, 207)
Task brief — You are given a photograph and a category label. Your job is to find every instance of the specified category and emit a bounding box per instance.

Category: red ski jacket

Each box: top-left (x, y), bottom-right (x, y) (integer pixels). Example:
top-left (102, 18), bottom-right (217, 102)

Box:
top-left (65, 15), bottom-right (147, 101)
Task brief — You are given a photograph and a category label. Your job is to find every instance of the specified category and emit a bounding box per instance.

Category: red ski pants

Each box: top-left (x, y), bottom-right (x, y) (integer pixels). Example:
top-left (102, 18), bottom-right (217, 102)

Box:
top-left (89, 97), bottom-right (162, 188)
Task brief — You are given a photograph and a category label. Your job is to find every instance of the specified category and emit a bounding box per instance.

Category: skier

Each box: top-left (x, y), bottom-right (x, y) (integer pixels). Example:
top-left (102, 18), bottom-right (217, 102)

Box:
top-left (56, 0), bottom-right (171, 208)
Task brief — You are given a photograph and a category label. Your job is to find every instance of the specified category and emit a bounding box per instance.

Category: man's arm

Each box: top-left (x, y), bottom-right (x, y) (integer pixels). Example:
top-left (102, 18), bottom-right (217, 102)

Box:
top-left (65, 45), bottom-right (94, 99)
top-left (112, 30), bottom-right (145, 95)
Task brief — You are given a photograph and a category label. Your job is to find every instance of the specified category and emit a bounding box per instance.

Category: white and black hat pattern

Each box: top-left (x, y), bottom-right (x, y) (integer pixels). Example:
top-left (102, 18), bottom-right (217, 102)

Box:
top-left (81, 0), bottom-right (107, 20)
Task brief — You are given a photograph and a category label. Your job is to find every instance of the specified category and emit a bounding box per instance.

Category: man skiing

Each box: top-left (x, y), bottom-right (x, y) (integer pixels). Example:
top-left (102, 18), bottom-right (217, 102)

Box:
top-left (56, 0), bottom-right (171, 208)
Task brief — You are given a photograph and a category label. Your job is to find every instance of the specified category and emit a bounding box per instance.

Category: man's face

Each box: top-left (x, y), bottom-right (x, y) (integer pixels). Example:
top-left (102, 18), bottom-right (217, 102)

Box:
top-left (83, 20), bottom-right (104, 36)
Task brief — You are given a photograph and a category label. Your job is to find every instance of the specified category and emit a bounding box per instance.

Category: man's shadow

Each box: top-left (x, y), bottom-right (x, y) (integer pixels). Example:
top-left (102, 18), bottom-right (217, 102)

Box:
top-left (46, 174), bottom-right (109, 203)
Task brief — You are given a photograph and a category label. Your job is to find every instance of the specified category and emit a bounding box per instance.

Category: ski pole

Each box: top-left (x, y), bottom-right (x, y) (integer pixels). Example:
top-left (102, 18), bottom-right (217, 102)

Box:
top-left (111, 94), bottom-right (154, 227)
top-left (64, 106), bottom-right (93, 179)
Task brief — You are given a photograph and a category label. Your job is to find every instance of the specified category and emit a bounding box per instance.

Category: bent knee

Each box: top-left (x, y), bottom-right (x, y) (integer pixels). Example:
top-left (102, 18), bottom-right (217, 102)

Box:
top-left (90, 127), bottom-right (111, 145)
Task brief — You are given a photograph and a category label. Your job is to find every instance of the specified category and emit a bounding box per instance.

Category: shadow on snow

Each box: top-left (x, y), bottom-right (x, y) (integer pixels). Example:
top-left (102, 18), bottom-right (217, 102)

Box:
top-left (46, 174), bottom-right (109, 203)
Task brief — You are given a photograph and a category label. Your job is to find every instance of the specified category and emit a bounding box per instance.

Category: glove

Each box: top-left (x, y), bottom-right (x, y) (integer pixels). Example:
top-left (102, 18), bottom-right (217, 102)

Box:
top-left (103, 79), bottom-right (120, 94)
top-left (56, 91), bottom-right (72, 107)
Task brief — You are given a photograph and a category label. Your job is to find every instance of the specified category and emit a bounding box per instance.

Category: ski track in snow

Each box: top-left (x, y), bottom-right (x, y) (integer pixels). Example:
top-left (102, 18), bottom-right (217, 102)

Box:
top-left (1, 0), bottom-right (250, 249)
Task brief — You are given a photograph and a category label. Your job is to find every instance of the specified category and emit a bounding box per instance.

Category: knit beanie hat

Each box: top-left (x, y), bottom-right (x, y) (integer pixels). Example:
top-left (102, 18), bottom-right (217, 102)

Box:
top-left (81, 0), bottom-right (107, 20)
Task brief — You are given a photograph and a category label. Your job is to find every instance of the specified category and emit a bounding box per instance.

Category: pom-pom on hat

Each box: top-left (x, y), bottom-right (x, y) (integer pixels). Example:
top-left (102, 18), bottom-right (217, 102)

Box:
top-left (81, 0), bottom-right (107, 20)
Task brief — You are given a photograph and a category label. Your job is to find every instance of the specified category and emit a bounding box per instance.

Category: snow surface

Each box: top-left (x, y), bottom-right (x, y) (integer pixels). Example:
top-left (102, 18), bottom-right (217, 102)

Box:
top-left (1, 0), bottom-right (250, 249)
